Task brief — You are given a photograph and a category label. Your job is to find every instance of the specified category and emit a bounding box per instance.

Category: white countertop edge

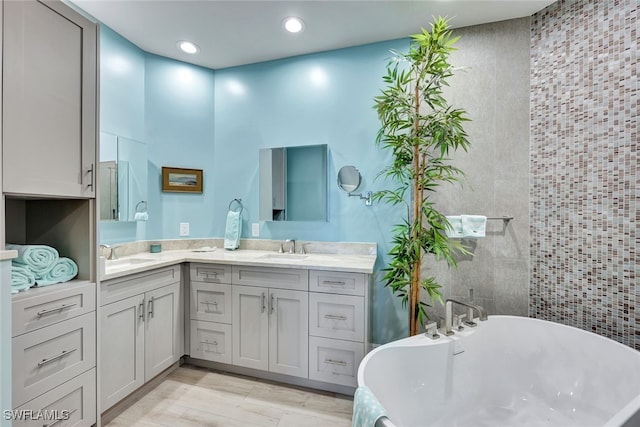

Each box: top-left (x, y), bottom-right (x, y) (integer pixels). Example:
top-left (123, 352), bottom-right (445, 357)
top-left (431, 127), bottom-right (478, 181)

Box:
top-left (0, 250), bottom-right (18, 261)
top-left (101, 249), bottom-right (376, 281)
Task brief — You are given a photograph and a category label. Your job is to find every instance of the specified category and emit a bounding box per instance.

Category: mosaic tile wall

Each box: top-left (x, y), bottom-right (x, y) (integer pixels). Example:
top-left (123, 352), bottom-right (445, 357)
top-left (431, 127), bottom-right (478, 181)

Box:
top-left (530, 0), bottom-right (638, 349)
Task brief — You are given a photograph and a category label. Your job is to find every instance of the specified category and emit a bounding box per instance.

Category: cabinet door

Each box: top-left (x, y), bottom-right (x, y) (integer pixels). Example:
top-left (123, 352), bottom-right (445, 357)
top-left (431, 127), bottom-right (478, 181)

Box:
top-left (268, 289), bottom-right (308, 378)
top-left (100, 295), bottom-right (144, 411)
top-left (232, 286), bottom-right (268, 371)
top-left (3, 0), bottom-right (97, 198)
top-left (144, 282), bottom-right (181, 380)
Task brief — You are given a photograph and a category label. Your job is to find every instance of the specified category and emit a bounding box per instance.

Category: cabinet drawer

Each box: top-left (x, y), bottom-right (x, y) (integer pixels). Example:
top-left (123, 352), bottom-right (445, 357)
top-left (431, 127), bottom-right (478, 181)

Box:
top-left (309, 293), bottom-right (364, 342)
top-left (190, 320), bottom-right (232, 364)
top-left (12, 282), bottom-right (95, 337)
top-left (232, 265), bottom-right (308, 291)
top-left (190, 282), bottom-right (231, 323)
top-left (12, 312), bottom-right (96, 407)
top-left (309, 336), bottom-right (364, 388)
top-left (190, 263), bottom-right (232, 284)
top-left (14, 369), bottom-right (96, 427)
top-left (100, 265), bottom-right (180, 306)
top-left (309, 270), bottom-right (365, 296)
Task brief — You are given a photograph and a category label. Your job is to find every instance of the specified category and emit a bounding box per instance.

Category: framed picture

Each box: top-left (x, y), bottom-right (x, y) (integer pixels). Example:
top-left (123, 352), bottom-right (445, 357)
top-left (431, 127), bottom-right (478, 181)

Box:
top-left (161, 167), bottom-right (203, 193)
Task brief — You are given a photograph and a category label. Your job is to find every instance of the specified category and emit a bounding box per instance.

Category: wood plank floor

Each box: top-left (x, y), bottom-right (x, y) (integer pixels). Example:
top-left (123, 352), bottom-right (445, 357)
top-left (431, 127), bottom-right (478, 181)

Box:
top-left (106, 365), bottom-right (354, 427)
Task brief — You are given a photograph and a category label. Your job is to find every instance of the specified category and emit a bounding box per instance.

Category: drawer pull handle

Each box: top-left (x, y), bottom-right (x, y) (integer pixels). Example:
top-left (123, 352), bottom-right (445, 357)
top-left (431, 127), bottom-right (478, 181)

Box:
top-left (37, 348), bottom-right (77, 367)
top-left (36, 303), bottom-right (77, 317)
top-left (324, 359), bottom-right (347, 367)
top-left (202, 271), bottom-right (219, 282)
top-left (86, 163), bottom-right (95, 191)
top-left (43, 408), bottom-right (78, 427)
top-left (270, 294), bottom-right (275, 314)
top-left (201, 300), bottom-right (220, 313)
top-left (324, 314), bottom-right (348, 321)
top-left (200, 340), bottom-right (218, 346)
top-left (148, 297), bottom-right (154, 318)
top-left (261, 293), bottom-right (266, 313)
top-left (138, 302), bottom-right (145, 321)
top-left (322, 280), bottom-right (346, 287)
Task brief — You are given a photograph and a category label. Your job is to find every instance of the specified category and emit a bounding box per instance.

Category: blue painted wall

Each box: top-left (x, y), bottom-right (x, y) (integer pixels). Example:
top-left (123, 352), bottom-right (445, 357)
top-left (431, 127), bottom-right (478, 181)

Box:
top-left (98, 25), bottom-right (409, 341)
top-left (213, 42), bottom-right (408, 342)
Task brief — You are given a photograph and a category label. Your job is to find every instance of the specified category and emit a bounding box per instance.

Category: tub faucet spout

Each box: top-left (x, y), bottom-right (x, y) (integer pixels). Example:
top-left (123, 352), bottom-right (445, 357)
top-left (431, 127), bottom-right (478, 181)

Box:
top-left (444, 298), bottom-right (487, 336)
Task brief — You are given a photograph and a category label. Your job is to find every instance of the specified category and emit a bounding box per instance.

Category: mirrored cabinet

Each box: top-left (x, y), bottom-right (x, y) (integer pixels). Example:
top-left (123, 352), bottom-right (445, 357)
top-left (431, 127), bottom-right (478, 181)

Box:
top-left (259, 144), bottom-right (328, 222)
top-left (99, 132), bottom-right (148, 222)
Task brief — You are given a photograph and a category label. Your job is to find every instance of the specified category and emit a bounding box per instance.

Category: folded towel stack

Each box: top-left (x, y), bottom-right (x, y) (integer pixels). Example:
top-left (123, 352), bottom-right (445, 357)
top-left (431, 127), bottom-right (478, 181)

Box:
top-left (445, 216), bottom-right (464, 238)
top-left (6, 243), bottom-right (78, 288)
top-left (224, 210), bottom-right (241, 250)
top-left (352, 386), bottom-right (388, 427)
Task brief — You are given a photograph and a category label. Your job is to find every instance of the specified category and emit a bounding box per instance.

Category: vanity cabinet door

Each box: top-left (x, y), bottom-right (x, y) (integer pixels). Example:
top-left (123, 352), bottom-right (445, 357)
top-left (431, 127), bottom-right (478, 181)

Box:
top-left (232, 286), bottom-right (268, 371)
top-left (144, 282), bottom-right (182, 381)
top-left (3, 0), bottom-right (97, 198)
top-left (100, 294), bottom-right (145, 411)
top-left (268, 289), bottom-right (308, 378)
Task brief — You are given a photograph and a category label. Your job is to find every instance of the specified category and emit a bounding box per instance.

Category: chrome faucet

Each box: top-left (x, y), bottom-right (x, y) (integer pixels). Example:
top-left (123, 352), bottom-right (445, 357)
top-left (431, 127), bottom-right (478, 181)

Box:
top-left (100, 244), bottom-right (118, 260)
top-left (285, 239), bottom-right (295, 254)
top-left (444, 298), bottom-right (487, 336)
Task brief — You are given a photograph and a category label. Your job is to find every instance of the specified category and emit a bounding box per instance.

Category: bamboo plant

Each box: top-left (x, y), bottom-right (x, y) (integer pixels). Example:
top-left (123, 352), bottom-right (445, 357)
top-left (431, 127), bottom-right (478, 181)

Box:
top-left (374, 17), bottom-right (471, 336)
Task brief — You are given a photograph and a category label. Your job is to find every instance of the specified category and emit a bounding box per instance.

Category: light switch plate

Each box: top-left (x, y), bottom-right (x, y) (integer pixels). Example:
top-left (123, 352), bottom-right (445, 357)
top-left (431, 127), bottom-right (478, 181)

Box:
top-left (179, 222), bottom-right (190, 236)
top-left (251, 223), bottom-right (260, 237)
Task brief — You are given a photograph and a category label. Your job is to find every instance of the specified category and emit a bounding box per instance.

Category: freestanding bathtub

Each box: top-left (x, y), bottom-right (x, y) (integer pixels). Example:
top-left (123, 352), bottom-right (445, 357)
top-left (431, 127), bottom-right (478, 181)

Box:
top-left (358, 316), bottom-right (640, 427)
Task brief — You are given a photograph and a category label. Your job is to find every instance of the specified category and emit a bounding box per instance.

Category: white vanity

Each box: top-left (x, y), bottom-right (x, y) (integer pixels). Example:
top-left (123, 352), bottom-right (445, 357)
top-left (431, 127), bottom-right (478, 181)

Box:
top-left (98, 242), bottom-right (376, 417)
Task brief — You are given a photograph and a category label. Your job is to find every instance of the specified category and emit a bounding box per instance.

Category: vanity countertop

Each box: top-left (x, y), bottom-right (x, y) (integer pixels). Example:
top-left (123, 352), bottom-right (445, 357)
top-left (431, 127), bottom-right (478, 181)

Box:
top-left (102, 248), bottom-right (376, 281)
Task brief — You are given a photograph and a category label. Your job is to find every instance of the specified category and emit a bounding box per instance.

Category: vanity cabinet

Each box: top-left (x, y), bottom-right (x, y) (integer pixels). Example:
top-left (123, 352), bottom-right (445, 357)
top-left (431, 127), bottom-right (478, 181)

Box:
top-left (100, 266), bottom-right (182, 411)
top-left (11, 282), bottom-right (97, 426)
top-left (2, 0), bottom-right (97, 198)
top-left (308, 270), bottom-right (366, 387)
top-left (232, 266), bottom-right (309, 379)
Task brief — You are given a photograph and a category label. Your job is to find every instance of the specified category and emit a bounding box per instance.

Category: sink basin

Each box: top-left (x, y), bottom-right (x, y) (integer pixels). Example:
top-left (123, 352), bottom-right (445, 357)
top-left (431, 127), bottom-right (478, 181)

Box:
top-left (259, 253), bottom-right (308, 261)
top-left (106, 258), bottom-right (154, 268)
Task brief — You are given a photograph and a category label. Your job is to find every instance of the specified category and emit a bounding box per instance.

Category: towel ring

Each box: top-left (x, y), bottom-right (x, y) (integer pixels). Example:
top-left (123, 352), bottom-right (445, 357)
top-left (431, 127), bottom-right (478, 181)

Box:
top-left (135, 201), bottom-right (147, 213)
top-left (229, 198), bottom-right (243, 213)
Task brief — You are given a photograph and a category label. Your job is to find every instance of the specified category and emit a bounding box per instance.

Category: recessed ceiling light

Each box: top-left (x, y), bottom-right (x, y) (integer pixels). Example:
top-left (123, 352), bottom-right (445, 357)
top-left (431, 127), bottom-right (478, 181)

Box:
top-left (283, 16), bottom-right (305, 33)
top-left (177, 40), bottom-right (200, 54)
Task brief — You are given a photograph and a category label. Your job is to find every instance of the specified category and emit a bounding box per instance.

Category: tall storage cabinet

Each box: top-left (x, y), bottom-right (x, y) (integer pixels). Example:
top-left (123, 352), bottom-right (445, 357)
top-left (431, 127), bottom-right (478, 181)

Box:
top-left (2, 0), bottom-right (99, 425)
top-left (3, 0), bottom-right (97, 198)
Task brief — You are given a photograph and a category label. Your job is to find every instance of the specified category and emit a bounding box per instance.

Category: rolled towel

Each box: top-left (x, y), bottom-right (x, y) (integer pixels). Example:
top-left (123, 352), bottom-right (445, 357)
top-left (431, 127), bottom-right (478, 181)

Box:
top-left (11, 265), bottom-right (36, 293)
top-left (6, 244), bottom-right (59, 278)
top-left (35, 257), bottom-right (78, 287)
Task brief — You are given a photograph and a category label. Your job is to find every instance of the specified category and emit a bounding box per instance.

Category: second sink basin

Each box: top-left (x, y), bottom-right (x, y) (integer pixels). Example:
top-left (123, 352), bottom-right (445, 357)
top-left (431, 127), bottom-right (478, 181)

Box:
top-left (106, 257), bottom-right (154, 268)
top-left (259, 253), bottom-right (308, 261)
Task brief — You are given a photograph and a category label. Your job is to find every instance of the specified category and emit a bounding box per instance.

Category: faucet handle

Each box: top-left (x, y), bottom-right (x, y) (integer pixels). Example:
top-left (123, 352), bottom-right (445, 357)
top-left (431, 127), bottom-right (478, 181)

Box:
top-left (453, 314), bottom-right (466, 331)
top-left (298, 244), bottom-right (306, 255)
top-left (278, 243), bottom-right (284, 253)
top-left (424, 322), bottom-right (440, 340)
top-left (464, 308), bottom-right (477, 327)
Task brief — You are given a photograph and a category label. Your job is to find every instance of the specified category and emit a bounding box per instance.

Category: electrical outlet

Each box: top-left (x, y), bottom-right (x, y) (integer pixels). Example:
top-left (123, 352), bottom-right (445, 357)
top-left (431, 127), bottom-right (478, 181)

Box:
top-left (251, 223), bottom-right (260, 237)
top-left (179, 222), bottom-right (190, 236)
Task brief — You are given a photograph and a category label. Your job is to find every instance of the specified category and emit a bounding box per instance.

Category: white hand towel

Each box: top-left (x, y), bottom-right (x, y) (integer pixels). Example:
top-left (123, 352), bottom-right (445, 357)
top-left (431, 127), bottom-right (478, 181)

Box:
top-left (134, 212), bottom-right (149, 221)
top-left (224, 210), bottom-right (241, 250)
top-left (461, 215), bottom-right (487, 238)
top-left (445, 216), bottom-right (464, 238)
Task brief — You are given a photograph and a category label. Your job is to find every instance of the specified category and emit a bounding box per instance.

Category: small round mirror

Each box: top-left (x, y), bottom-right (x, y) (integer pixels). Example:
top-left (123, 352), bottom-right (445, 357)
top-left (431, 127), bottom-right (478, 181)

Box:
top-left (337, 165), bottom-right (361, 193)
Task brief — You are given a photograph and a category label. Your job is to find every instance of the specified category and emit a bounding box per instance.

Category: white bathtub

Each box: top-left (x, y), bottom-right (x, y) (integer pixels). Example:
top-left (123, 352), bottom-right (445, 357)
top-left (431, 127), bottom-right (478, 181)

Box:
top-left (358, 315), bottom-right (640, 427)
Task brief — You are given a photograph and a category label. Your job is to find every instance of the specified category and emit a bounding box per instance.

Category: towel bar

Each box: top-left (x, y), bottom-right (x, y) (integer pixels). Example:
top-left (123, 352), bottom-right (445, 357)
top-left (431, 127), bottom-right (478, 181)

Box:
top-left (487, 216), bottom-right (513, 221)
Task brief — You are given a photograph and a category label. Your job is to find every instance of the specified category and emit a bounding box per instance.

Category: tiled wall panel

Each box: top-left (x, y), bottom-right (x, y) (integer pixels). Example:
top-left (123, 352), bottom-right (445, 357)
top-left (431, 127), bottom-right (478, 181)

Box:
top-left (530, 0), bottom-right (638, 349)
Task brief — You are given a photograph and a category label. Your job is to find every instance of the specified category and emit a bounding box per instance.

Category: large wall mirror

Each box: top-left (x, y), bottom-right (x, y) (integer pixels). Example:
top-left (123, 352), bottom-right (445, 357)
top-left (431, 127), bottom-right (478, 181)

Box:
top-left (99, 132), bottom-right (148, 221)
top-left (259, 144), bottom-right (328, 222)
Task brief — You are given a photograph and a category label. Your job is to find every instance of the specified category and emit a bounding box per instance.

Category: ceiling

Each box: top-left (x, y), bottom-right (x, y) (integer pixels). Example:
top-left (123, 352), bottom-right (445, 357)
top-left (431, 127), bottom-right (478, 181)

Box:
top-left (70, 0), bottom-right (556, 70)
